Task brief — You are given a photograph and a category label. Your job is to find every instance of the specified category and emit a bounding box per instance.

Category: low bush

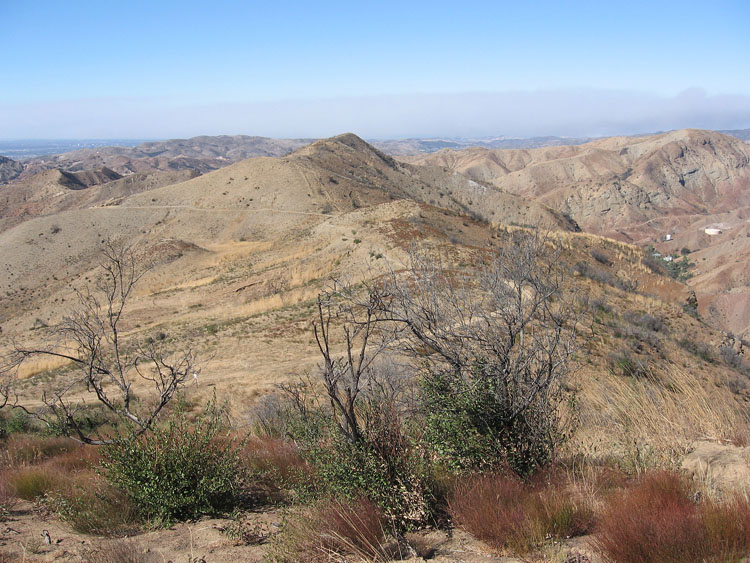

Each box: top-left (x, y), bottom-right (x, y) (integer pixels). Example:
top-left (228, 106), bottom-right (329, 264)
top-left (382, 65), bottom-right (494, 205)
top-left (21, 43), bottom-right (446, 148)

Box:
top-left (643, 254), bottom-right (666, 275)
top-left (719, 345), bottom-right (749, 375)
top-left (678, 338), bottom-right (714, 362)
top-left (268, 497), bottom-right (390, 562)
top-left (100, 401), bottom-right (245, 525)
top-left (0, 409), bottom-right (33, 435)
top-left (296, 419), bottom-right (430, 528)
top-left (608, 350), bottom-right (648, 378)
top-left (591, 249), bottom-right (613, 266)
top-left (623, 311), bottom-right (664, 332)
top-left (575, 262), bottom-right (637, 292)
top-left (448, 473), bottom-right (594, 555)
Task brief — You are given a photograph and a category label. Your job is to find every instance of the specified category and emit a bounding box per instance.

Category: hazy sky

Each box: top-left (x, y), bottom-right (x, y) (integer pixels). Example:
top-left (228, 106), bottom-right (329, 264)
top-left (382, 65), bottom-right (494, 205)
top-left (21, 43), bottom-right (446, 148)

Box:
top-left (2, 0), bottom-right (749, 139)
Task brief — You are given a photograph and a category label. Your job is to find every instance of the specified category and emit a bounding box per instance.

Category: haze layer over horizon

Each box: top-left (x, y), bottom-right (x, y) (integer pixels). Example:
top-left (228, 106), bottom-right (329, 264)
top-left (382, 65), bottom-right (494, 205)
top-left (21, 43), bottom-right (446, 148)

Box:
top-left (2, 0), bottom-right (748, 139)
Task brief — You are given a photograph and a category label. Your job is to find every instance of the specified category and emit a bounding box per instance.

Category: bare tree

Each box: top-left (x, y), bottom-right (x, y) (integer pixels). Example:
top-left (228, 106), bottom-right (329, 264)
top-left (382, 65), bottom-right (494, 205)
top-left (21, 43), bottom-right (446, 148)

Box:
top-left (312, 282), bottom-right (399, 444)
top-left (4, 240), bottom-right (196, 444)
top-left (378, 230), bottom-right (584, 472)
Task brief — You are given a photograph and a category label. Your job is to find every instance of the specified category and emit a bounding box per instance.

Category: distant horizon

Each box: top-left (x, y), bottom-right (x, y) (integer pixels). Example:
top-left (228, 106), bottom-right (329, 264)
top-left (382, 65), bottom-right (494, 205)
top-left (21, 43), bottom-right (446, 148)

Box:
top-left (2, 1), bottom-right (747, 139)
top-left (3, 125), bottom-right (750, 144)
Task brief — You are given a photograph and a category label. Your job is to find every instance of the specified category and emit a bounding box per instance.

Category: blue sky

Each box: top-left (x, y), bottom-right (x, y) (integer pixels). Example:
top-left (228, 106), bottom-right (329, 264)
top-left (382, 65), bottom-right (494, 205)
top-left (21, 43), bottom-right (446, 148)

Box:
top-left (1, 0), bottom-right (749, 138)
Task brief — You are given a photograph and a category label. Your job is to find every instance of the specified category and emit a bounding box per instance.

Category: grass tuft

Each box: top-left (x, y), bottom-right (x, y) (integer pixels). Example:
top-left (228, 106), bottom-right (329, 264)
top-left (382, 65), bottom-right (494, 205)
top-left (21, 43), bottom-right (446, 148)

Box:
top-left (269, 496), bottom-right (390, 562)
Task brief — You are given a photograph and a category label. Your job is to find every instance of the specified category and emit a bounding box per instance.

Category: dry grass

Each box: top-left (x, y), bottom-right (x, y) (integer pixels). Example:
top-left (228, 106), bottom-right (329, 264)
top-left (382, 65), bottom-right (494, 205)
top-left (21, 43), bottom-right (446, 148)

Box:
top-left (1, 434), bottom-right (83, 467)
top-left (15, 355), bottom-right (71, 380)
top-left (7, 465), bottom-right (65, 500)
top-left (448, 472), bottom-right (595, 556)
top-left (84, 538), bottom-right (147, 563)
top-left (268, 497), bottom-right (390, 562)
top-left (0, 471), bottom-right (18, 515)
top-left (49, 476), bottom-right (141, 537)
top-left (573, 366), bottom-right (746, 472)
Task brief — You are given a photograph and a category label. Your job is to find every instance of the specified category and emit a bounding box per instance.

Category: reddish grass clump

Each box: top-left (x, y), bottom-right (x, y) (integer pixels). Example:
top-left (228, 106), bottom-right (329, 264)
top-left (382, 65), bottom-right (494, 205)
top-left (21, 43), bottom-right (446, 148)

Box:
top-left (594, 471), bottom-right (750, 563)
top-left (448, 472), bottom-right (594, 555)
top-left (243, 436), bottom-right (313, 499)
top-left (1, 434), bottom-right (78, 467)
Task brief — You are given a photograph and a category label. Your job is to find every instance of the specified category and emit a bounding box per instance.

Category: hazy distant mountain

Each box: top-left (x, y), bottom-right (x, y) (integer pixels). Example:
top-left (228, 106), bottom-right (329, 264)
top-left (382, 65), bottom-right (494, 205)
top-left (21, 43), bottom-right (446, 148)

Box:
top-left (721, 129), bottom-right (750, 141)
top-left (371, 136), bottom-right (595, 156)
top-left (18, 135), bottom-right (314, 178)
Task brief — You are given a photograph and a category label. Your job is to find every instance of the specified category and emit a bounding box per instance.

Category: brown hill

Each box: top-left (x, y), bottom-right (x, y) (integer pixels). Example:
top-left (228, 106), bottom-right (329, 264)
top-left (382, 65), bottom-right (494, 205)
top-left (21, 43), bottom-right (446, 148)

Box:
top-left (0, 134), bottom-right (573, 329)
top-left (406, 129), bottom-right (750, 338)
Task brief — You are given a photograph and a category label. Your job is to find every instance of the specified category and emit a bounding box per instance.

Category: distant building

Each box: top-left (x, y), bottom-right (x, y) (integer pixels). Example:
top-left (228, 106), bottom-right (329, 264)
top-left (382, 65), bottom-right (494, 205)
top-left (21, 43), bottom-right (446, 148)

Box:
top-left (663, 255), bottom-right (674, 262)
top-left (704, 228), bottom-right (722, 236)
top-left (665, 233), bottom-right (673, 241)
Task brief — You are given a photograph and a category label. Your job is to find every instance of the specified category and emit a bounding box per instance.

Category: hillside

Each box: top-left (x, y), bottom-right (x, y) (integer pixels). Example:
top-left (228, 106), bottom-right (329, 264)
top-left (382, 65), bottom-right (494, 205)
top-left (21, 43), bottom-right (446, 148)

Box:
top-left (406, 129), bottom-right (750, 338)
top-left (2, 132), bottom-right (750, 562)
top-left (0, 156), bottom-right (23, 183)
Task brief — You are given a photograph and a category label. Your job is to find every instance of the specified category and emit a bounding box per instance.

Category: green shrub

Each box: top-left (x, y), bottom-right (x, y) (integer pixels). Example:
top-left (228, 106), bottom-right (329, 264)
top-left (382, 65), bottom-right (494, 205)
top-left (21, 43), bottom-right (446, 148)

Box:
top-left (100, 401), bottom-right (244, 525)
top-left (288, 403), bottom-right (431, 529)
top-left (420, 366), bottom-right (561, 475)
top-left (1, 410), bottom-right (33, 435)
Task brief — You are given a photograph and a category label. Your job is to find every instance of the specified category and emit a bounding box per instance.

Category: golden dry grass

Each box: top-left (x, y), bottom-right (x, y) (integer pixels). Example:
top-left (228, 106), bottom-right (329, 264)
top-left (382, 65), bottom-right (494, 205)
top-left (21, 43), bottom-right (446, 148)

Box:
top-left (16, 355), bottom-right (71, 380)
top-left (571, 366), bottom-right (747, 472)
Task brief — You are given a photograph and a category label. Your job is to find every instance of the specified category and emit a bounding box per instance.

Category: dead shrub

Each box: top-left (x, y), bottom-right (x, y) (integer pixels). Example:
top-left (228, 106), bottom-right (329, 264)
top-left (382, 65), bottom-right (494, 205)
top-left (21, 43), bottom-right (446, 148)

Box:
top-left (269, 497), bottom-right (390, 562)
top-left (448, 473), bottom-right (594, 555)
